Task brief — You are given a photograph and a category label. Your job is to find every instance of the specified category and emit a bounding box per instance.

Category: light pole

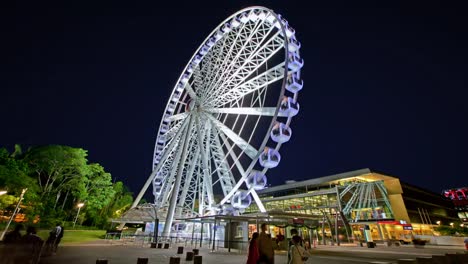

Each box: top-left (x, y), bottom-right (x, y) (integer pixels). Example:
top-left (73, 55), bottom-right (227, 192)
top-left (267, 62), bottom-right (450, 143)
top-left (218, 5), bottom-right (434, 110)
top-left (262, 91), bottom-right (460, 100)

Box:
top-left (1, 188), bottom-right (27, 241)
top-left (73, 203), bottom-right (85, 229)
top-left (149, 204), bottom-right (159, 243)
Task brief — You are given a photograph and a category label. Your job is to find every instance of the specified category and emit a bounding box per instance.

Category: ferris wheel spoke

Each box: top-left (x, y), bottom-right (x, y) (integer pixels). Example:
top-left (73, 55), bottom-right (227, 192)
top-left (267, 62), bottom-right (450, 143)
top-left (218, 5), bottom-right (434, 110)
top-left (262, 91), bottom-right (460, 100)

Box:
top-left (195, 114), bottom-right (215, 206)
top-left (217, 131), bottom-right (265, 212)
top-left (205, 106), bottom-right (288, 117)
top-left (184, 82), bottom-right (198, 99)
top-left (209, 130), bottom-right (236, 196)
top-left (214, 62), bottom-right (285, 108)
top-left (176, 136), bottom-right (200, 214)
top-left (167, 112), bottom-right (188, 122)
top-left (206, 32), bottom-right (284, 105)
top-left (203, 112), bottom-right (259, 160)
top-left (201, 19), bottom-right (267, 101)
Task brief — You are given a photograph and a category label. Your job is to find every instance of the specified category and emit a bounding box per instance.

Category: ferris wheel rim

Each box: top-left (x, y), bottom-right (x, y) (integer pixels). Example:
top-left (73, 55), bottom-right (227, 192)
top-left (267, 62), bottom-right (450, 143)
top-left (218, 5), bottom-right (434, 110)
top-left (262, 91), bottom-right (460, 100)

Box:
top-left (150, 6), bottom-right (301, 217)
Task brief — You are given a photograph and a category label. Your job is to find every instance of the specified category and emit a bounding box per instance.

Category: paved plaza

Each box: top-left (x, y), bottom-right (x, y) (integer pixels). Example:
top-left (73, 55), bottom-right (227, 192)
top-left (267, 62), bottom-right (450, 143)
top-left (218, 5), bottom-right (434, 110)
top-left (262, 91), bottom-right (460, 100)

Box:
top-left (36, 240), bottom-right (467, 264)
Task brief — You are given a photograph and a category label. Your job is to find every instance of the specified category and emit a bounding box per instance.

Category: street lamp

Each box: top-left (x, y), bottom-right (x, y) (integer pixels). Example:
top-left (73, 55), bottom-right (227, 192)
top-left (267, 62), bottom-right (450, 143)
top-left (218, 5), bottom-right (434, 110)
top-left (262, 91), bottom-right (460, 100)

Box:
top-left (450, 222), bottom-right (454, 228)
top-left (73, 203), bottom-right (85, 228)
top-left (148, 204), bottom-right (159, 243)
top-left (436, 221), bottom-right (441, 225)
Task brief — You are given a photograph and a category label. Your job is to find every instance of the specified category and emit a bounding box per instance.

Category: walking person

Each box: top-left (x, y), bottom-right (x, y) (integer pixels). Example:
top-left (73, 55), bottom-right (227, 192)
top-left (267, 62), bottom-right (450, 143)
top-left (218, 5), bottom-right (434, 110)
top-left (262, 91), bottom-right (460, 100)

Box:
top-left (246, 232), bottom-right (260, 264)
top-left (289, 235), bottom-right (309, 264)
top-left (52, 223), bottom-right (64, 253)
top-left (44, 223), bottom-right (64, 256)
top-left (17, 226), bottom-right (44, 264)
top-left (1, 224), bottom-right (24, 264)
top-left (287, 229), bottom-right (304, 263)
top-left (258, 223), bottom-right (275, 264)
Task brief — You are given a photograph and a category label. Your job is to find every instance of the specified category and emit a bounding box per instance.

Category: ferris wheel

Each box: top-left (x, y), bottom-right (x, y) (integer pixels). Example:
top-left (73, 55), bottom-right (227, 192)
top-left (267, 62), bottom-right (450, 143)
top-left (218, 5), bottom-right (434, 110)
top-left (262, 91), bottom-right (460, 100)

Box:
top-left (132, 6), bottom-right (303, 235)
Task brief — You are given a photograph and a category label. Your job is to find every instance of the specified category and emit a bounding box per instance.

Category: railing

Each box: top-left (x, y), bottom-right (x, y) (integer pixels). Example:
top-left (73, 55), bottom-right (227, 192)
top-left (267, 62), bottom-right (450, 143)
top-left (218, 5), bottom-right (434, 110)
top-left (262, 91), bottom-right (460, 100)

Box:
top-left (103, 233), bottom-right (249, 253)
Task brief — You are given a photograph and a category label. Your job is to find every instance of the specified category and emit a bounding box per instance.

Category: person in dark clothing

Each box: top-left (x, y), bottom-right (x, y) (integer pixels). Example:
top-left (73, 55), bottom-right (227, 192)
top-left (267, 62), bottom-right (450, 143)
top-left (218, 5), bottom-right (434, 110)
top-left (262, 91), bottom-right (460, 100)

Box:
top-left (17, 226), bottom-right (44, 264)
top-left (1, 224), bottom-right (24, 264)
top-left (52, 223), bottom-right (64, 253)
top-left (3, 224), bottom-right (24, 243)
top-left (246, 232), bottom-right (260, 264)
top-left (44, 223), bottom-right (64, 256)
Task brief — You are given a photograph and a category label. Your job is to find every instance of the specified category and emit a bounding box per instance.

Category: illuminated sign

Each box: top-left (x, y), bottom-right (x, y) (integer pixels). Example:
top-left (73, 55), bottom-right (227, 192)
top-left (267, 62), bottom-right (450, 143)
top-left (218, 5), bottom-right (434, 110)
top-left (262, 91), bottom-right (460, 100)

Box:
top-left (443, 187), bottom-right (468, 200)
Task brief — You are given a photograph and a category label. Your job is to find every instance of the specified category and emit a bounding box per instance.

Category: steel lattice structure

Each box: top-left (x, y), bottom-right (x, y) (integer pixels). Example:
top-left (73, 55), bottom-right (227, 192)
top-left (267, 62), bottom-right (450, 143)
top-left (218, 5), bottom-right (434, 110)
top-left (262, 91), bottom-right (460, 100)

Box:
top-left (131, 6), bottom-right (304, 235)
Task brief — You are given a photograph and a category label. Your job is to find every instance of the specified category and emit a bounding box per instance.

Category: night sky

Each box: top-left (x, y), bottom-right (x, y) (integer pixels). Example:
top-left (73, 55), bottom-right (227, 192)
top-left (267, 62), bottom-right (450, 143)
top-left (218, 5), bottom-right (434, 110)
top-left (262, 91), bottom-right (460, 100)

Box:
top-left (2, 0), bottom-right (467, 200)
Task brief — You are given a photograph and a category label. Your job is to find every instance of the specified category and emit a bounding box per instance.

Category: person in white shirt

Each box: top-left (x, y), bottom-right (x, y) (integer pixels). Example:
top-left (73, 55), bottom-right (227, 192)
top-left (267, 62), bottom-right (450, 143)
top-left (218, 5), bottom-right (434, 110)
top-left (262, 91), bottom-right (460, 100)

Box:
top-left (289, 235), bottom-right (309, 264)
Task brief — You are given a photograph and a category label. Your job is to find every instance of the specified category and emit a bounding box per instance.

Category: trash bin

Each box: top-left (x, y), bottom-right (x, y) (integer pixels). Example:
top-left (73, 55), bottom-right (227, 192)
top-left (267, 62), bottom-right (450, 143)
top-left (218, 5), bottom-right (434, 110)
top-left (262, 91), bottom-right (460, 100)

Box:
top-left (367, 242), bottom-right (375, 248)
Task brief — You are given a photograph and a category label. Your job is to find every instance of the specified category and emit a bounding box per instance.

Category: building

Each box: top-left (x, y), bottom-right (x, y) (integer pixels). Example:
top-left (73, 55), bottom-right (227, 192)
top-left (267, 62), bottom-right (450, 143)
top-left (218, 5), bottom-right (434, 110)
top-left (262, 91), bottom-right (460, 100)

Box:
top-left (442, 187), bottom-right (468, 224)
top-left (244, 168), bottom-right (459, 243)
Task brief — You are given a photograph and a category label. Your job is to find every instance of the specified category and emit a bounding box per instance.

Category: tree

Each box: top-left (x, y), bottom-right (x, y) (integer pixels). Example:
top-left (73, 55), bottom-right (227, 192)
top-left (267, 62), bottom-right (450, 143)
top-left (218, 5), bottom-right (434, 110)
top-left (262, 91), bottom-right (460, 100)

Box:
top-left (0, 147), bottom-right (40, 221)
top-left (81, 163), bottom-right (115, 226)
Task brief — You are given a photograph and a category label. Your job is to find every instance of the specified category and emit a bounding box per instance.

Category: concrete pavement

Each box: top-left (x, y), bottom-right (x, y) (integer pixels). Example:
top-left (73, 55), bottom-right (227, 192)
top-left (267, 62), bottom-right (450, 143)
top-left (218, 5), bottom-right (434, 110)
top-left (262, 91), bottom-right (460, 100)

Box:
top-left (37, 240), bottom-right (467, 264)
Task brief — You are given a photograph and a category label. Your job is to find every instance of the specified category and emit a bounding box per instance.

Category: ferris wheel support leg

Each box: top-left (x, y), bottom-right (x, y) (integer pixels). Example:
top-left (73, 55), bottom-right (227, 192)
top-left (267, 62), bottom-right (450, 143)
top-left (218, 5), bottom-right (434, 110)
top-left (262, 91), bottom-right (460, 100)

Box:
top-left (163, 115), bottom-right (194, 237)
top-left (129, 118), bottom-right (190, 209)
top-left (195, 115), bottom-right (215, 207)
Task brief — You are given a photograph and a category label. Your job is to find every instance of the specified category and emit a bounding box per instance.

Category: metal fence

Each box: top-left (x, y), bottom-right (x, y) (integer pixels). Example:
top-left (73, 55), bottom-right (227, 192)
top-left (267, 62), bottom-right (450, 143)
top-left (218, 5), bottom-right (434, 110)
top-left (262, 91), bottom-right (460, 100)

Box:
top-left (104, 232), bottom-right (249, 253)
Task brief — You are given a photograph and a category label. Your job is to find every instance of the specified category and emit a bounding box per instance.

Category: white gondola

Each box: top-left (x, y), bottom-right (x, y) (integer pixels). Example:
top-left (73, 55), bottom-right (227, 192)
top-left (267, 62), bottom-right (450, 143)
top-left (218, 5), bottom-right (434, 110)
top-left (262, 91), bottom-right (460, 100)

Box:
top-left (257, 10), bottom-right (267, 20)
top-left (259, 147), bottom-right (281, 168)
top-left (231, 17), bottom-right (241, 28)
top-left (232, 190), bottom-right (252, 209)
top-left (175, 82), bottom-right (184, 92)
top-left (180, 74), bottom-right (190, 84)
top-left (167, 101), bottom-right (176, 112)
top-left (285, 24), bottom-right (295, 38)
top-left (193, 55), bottom-right (202, 64)
top-left (246, 170), bottom-right (267, 190)
top-left (288, 52), bottom-right (304, 72)
top-left (286, 72), bottom-right (303, 93)
top-left (279, 97), bottom-right (300, 117)
top-left (222, 22), bottom-right (232, 33)
top-left (221, 204), bottom-right (236, 215)
top-left (160, 124), bottom-right (169, 133)
top-left (200, 45), bottom-right (209, 55)
top-left (187, 65), bottom-right (194, 73)
top-left (172, 91), bottom-right (181, 102)
top-left (206, 37), bottom-right (216, 47)
top-left (266, 13), bottom-right (276, 24)
top-left (270, 122), bottom-right (292, 143)
top-left (153, 185), bottom-right (161, 194)
top-left (248, 11), bottom-right (258, 22)
top-left (214, 30), bottom-right (224, 41)
top-left (157, 135), bottom-right (166, 144)
top-left (288, 37), bottom-right (301, 52)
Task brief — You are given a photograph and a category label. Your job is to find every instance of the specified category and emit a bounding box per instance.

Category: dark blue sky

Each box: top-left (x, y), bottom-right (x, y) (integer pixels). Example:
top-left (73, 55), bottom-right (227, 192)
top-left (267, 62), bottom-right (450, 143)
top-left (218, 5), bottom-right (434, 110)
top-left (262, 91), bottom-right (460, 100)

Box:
top-left (2, 0), bottom-right (467, 199)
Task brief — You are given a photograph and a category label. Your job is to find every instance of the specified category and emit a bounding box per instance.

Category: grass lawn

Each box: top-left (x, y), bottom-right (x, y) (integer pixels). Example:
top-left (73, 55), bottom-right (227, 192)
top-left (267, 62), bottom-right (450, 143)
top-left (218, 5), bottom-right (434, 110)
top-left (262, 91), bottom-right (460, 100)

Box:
top-left (37, 229), bottom-right (106, 244)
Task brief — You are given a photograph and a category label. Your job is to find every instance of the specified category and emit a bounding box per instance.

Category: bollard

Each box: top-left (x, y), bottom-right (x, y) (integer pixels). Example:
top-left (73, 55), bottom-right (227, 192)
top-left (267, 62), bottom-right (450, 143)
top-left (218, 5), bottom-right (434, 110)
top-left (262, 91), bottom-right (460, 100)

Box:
top-left (456, 252), bottom-right (468, 261)
top-left (416, 257), bottom-right (434, 264)
top-left (164, 243), bottom-right (170, 249)
top-left (397, 259), bottom-right (416, 264)
top-left (157, 243), bottom-right (163, 248)
top-left (151, 242), bottom-right (157, 248)
top-left (96, 259), bottom-right (108, 264)
top-left (445, 253), bottom-right (461, 263)
top-left (177, 246), bottom-right (184, 254)
top-left (192, 248), bottom-right (199, 256)
top-left (169, 256), bottom-right (181, 264)
top-left (186, 251), bottom-right (194, 261)
top-left (430, 255), bottom-right (447, 264)
top-left (137, 258), bottom-right (149, 264)
top-left (194, 255), bottom-right (202, 264)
